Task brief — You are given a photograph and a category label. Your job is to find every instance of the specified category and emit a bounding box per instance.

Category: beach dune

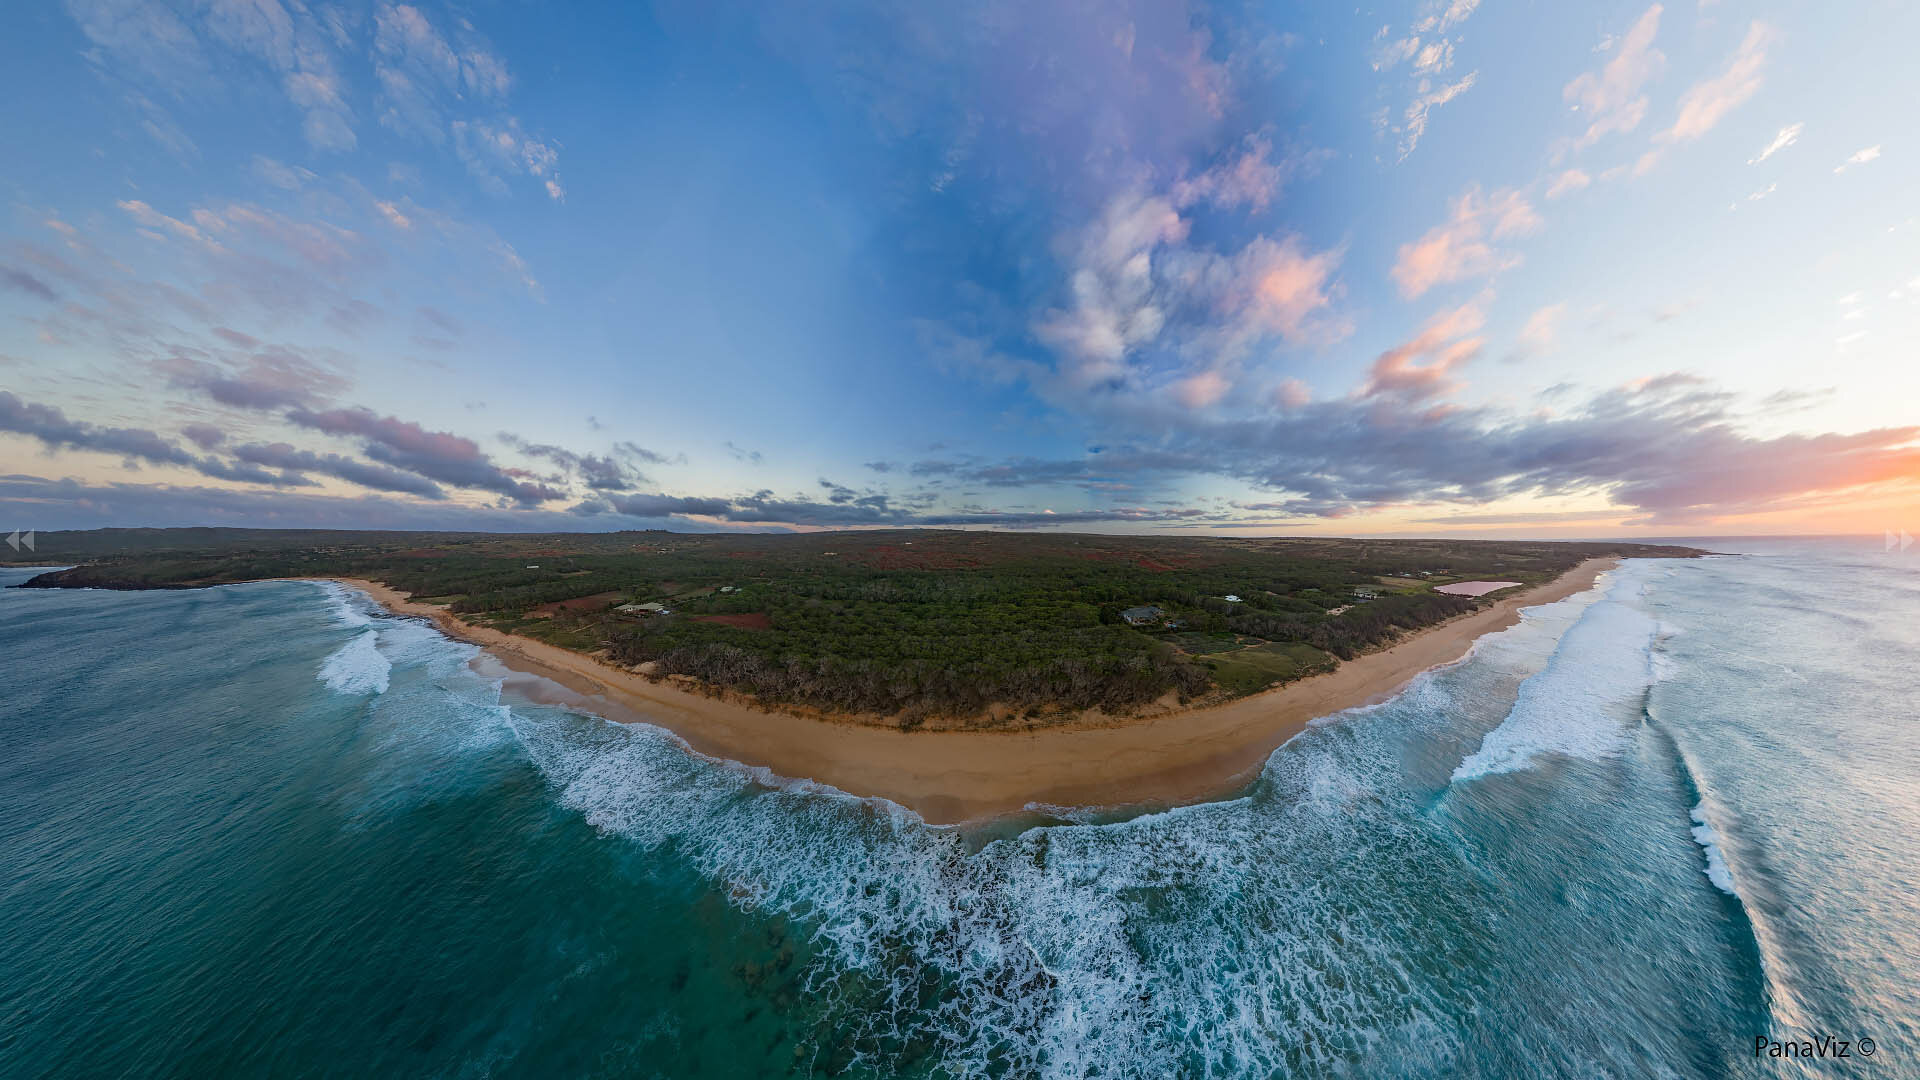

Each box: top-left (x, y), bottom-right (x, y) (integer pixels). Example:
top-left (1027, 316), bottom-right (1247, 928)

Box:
top-left (332, 558), bottom-right (1616, 825)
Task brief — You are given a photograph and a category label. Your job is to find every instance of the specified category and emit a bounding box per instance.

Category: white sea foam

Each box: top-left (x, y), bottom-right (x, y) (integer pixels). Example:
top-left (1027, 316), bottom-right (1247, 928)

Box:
top-left (317, 629), bottom-right (391, 695)
top-left (1452, 566), bottom-right (1658, 782)
top-left (484, 688), bottom-right (1494, 1077)
top-left (313, 581), bottom-right (374, 628)
top-left (1689, 803), bottom-right (1738, 895)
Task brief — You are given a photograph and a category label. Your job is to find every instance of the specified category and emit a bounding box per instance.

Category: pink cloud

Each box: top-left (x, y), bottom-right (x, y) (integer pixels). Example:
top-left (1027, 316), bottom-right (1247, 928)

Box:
top-left (1273, 377), bottom-right (1311, 411)
top-left (1233, 235), bottom-right (1340, 340)
top-left (1172, 370), bottom-right (1231, 409)
top-left (1362, 298), bottom-right (1486, 404)
top-left (1660, 21), bottom-right (1777, 143)
top-left (1562, 5), bottom-right (1665, 152)
top-left (1391, 186), bottom-right (1539, 298)
top-left (1546, 169), bottom-right (1591, 199)
top-left (1172, 133), bottom-right (1288, 213)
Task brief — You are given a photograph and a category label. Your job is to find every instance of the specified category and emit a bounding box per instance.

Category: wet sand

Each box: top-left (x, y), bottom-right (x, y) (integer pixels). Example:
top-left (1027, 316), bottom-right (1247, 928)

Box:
top-left (324, 558), bottom-right (1616, 824)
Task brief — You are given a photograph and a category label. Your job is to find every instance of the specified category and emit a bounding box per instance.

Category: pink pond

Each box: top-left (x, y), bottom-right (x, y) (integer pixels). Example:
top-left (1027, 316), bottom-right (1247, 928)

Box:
top-left (1434, 580), bottom-right (1524, 597)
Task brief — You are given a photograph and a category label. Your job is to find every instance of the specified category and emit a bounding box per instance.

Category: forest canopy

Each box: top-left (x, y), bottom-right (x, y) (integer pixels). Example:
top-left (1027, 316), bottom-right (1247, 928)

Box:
top-left (17, 528), bottom-right (1704, 726)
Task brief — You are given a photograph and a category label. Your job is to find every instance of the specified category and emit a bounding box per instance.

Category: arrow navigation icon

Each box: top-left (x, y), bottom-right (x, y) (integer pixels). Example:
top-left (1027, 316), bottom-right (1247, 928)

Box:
top-left (4, 530), bottom-right (17, 553)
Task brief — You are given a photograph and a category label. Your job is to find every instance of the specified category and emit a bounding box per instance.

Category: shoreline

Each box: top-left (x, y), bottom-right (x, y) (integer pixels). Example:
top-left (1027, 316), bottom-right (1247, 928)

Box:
top-left (322, 557), bottom-right (1618, 825)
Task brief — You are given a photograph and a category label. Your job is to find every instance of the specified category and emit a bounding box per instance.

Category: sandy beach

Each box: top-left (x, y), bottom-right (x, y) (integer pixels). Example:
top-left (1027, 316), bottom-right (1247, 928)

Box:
top-left (325, 557), bottom-right (1616, 824)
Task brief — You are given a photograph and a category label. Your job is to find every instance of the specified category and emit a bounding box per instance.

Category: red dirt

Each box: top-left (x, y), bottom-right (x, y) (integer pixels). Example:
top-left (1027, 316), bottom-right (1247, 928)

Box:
top-left (691, 613), bottom-right (773, 630)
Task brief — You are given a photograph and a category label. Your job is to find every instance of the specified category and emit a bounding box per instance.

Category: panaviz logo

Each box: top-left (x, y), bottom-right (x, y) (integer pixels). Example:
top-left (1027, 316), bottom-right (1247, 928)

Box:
top-left (4, 529), bottom-right (32, 553)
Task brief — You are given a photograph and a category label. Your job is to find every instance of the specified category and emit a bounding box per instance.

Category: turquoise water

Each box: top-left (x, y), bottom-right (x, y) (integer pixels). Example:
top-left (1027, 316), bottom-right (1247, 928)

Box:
top-left (2, 542), bottom-right (1916, 1078)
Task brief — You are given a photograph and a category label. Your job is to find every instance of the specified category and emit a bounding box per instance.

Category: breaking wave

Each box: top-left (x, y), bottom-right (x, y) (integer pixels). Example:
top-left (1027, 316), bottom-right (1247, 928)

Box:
top-left (1689, 803), bottom-right (1738, 895)
top-left (318, 630), bottom-right (391, 696)
top-left (1451, 566), bottom-right (1658, 782)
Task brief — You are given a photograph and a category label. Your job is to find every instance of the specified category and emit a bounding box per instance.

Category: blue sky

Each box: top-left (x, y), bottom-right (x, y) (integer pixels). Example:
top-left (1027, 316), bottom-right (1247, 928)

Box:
top-left (2, 0), bottom-right (1916, 536)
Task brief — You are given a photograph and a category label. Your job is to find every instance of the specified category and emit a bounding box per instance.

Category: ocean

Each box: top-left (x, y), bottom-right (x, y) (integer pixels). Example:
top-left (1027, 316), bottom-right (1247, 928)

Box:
top-left (2, 540), bottom-right (1915, 1078)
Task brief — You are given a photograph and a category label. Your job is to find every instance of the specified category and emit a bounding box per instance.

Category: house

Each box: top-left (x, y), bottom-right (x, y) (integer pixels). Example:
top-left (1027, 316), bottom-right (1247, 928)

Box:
top-left (1120, 605), bottom-right (1165, 626)
top-left (719, 586), bottom-right (738, 594)
top-left (616, 601), bottom-right (671, 617)
top-left (1223, 594), bottom-right (1242, 603)
top-left (1352, 587), bottom-right (1378, 601)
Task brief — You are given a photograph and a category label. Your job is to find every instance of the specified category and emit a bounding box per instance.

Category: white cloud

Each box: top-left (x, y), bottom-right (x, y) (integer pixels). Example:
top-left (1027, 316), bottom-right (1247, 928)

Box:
top-left (1398, 74), bottom-right (1478, 161)
top-left (1834, 145), bottom-right (1882, 174)
top-left (1375, 0), bottom-right (1483, 160)
top-left (1747, 122), bottom-right (1802, 164)
top-left (1032, 188), bottom-right (1344, 396)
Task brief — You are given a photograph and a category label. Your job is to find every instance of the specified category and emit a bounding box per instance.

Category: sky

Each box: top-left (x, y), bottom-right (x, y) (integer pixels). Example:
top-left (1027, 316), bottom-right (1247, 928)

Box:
top-left (2, 0), bottom-right (1916, 538)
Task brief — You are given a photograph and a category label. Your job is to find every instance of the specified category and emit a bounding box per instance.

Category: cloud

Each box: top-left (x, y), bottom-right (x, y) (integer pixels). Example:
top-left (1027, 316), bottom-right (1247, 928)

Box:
top-left (370, 2), bottom-right (562, 199)
top-left (499, 434), bottom-right (662, 491)
top-left (1561, 5), bottom-right (1664, 152)
top-left (1032, 189), bottom-right (1343, 394)
top-left (613, 441), bottom-right (682, 466)
top-left (1748, 122), bottom-right (1803, 164)
top-left (0, 392), bottom-right (323, 490)
top-left (1, 267), bottom-right (59, 301)
top-left (251, 155), bottom-right (315, 190)
top-left (231, 442), bottom-right (447, 498)
top-left (1515, 303), bottom-right (1566, 357)
top-left (451, 118), bottom-right (565, 200)
top-left (597, 492), bottom-right (734, 518)
top-left (61, 0), bottom-right (209, 92)
top-left (1172, 371), bottom-right (1231, 410)
top-left (1545, 169), bottom-right (1592, 200)
top-left (1170, 133), bottom-right (1292, 213)
top-left (0, 474), bottom-right (721, 533)
top-left (961, 375), bottom-right (1920, 524)
top-left (1397, 73), bottom-right (1478, 160)
top-left (181, 423), bottom-right (227, 450)
top-left (160, 347), bottom-right (350, 411)
top-left (286, 406), bottom-right (561, 503)
top-left (0, 390), bottom-right (196, 468)
top-left (1834, 145), bottom-right (1881, 174)
top-left (1360, 298), bottom-right (1486, 406)
top-left (1372, 0), bottom-right (1484, 159)
top-left (1392, 186), bottom-right (1540, 298)
top-left (1273, 377), bottom-right (1311, 411)
top-left (1659, 21), bottom-right (1777, 143)
top-left (1033, 192), bottom-right (1189, 383)
top-left (66, 0), bottom-right (358, 152)
top-left (745, 0), bottom-right (1238, 208)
